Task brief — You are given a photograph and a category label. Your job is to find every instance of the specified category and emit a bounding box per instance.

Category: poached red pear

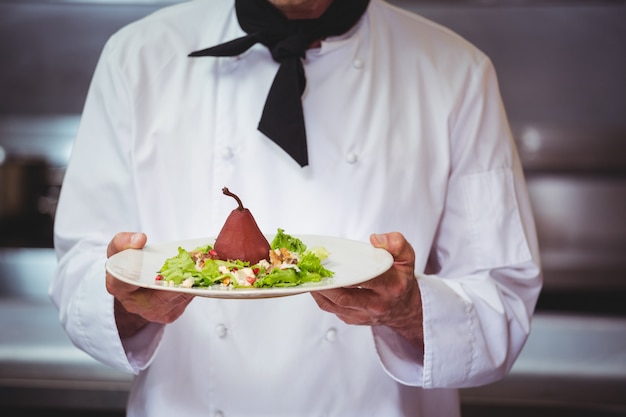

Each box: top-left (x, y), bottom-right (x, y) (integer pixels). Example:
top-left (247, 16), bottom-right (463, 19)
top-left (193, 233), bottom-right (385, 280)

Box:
top-left (212, 187), bottom-right (270, 264)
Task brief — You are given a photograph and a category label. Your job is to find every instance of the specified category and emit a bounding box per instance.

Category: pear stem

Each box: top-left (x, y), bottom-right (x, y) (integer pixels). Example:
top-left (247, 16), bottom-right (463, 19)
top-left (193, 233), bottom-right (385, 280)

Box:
top-left (222, 187), bottom-right (244, 210)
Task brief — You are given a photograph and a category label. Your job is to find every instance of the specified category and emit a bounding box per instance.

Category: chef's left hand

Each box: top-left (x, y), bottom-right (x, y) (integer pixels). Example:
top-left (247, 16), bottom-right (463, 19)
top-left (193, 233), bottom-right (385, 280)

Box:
top-left (311, 232), bottom-right (423, 350)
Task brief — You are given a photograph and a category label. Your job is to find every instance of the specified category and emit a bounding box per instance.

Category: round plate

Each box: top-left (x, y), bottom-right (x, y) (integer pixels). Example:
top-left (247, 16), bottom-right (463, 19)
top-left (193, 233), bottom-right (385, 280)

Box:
top-left (105, 235), bottom-right (394, 299)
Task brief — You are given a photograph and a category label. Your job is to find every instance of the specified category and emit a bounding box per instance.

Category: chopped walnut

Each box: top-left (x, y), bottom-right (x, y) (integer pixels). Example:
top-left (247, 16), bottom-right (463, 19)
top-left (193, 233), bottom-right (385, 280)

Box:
top-left (269, 248), bottom-right (300, 266)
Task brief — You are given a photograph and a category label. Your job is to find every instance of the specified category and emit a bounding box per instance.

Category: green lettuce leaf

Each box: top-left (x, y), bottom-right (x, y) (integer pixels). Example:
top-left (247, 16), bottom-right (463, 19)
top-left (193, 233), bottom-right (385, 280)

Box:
top-left (270, 228), bottom-right (307, 253)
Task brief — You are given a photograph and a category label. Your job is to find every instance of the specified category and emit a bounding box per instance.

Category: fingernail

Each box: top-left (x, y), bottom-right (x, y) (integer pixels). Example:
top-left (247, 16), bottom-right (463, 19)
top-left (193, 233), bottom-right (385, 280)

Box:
top-left (372, 233), bottom-right (386, 245)
top-left (130, 233), bottom-right (143, 245)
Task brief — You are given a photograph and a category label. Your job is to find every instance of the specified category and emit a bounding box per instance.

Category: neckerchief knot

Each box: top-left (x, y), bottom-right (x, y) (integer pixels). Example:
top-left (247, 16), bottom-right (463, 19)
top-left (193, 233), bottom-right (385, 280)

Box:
top-left (271, 35), bottom-right (309, 61)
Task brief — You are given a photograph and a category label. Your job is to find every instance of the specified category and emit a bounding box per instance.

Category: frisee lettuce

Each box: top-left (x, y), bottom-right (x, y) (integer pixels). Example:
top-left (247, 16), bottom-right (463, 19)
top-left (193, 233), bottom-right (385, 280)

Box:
top-left (270, 228), bottom-right (307, 253)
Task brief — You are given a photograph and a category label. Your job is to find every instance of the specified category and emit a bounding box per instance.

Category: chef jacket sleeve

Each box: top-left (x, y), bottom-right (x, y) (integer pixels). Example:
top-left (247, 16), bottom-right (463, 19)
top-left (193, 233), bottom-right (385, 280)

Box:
top-left (49, 37), bottom-right (165, 374)
top-left (372, 56), bottom-right (543, 388)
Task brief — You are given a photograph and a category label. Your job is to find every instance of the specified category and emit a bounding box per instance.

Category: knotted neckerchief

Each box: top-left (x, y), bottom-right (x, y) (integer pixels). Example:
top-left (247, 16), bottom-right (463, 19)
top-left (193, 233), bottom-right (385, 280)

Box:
top-left (189, 0), bottom-right (370, 167)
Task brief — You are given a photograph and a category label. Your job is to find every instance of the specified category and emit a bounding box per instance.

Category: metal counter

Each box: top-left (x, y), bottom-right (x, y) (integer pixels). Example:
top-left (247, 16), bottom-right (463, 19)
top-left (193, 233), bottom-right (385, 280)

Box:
top-left (0, 248), bottom-right (131, 411)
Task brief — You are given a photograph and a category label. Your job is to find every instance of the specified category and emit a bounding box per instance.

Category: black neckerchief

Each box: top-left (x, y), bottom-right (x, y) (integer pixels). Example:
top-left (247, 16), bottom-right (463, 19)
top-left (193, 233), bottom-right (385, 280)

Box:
top-left (189, 0), bottom-right (370, 167)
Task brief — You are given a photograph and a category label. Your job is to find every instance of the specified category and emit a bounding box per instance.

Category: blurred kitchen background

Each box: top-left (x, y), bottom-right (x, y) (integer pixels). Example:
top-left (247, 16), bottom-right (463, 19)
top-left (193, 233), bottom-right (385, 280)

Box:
top-left (1, 0), bottom-right (625, 416)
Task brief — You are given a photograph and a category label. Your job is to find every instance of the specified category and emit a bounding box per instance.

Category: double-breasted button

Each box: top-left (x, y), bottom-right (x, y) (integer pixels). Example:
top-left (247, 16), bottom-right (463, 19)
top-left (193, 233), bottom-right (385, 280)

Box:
top-left (325, 327), bottom-right (337, 342)
top-left (352, 58), bottom-right (364, 69)
top-left (215, 324), bottom-right (228, 338)
top-left (222, 147), bottom-right (234, 159)
top-left (346, 153), bottom-right (358, 164)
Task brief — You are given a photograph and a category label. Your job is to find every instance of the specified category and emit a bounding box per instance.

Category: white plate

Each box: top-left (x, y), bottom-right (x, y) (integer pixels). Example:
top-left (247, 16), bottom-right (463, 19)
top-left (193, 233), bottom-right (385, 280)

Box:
top-left (106, 235), bottom-right (394, 299)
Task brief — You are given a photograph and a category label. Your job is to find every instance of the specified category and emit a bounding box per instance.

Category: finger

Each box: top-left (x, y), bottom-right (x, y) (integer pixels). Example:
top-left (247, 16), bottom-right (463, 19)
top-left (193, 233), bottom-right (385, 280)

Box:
top-left (370, 232), bottom-right (415, 266)
top-left (107, 232), bottom-right (147, 258)
top-left (115, 285), bottom-right (188, 313)
top-left (311, 290), bottom-right (381, 326)
top-left (129, 290), bottom-right (194, 323)
top-left (153, 292), bottom-right (195, 322)
top-left (152, 289), bottom-right (195, 306)
top-left (311, 290), bottom-right (357, 314)
top-left (312, 287), bottom-right (380, 315)
top-left (106, 271), bottom-right (141, 296)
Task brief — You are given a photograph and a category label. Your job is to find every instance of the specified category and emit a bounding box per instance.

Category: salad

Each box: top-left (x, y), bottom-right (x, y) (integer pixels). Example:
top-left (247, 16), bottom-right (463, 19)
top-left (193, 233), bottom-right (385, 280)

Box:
top-left (155, 229), bottom-right (334, 289)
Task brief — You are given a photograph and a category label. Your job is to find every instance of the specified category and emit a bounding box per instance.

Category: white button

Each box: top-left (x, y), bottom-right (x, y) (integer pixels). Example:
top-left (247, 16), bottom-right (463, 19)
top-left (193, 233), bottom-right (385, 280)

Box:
top-left (222, 147), bottom-right (234, 159)
top-left (346, 153), bottom-right (358, 164)
top-left (215, 324), bottom-right (228, 338)
top-left (214, 411), bottom-right (224, 417)
top-left (353, 58), bottom-right (364, 69)
top-left (325, 327), bottom-right (337, 342)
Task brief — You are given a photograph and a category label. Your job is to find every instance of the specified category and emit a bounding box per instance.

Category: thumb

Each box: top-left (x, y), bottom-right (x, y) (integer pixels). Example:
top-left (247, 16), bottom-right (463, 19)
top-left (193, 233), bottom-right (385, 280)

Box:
top-left (107, 232), bottom-right (147, 258)
top-left (370, 232), bottom-right (415, 267)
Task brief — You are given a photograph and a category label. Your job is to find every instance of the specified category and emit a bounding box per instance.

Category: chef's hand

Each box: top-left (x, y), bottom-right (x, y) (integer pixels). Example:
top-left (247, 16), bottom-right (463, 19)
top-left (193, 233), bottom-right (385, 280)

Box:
top-left (311, 232), bottom-right (423, 350)
top-left (105, 232), bottom-right (195, 339)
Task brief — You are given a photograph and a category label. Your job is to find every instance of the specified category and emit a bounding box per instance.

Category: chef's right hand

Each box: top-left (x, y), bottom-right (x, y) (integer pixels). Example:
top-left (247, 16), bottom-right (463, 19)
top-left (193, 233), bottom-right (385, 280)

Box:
top-left (105, 232), bottom-right (195, 339)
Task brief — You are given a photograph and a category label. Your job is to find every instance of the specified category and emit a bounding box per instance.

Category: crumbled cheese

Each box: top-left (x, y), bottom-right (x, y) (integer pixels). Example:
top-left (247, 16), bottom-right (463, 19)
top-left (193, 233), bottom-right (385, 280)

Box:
top-left (280, 262), bottom-right (300, 272)
top-left (181, 277), bottom-right (194, 288)
top-left (233, 267), bottom-right (256, 286)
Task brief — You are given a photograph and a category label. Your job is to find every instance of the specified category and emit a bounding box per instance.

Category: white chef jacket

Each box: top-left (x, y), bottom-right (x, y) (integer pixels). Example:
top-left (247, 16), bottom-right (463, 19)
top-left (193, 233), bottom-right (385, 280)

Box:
top-left (50, 0), bottom-right (542, 416)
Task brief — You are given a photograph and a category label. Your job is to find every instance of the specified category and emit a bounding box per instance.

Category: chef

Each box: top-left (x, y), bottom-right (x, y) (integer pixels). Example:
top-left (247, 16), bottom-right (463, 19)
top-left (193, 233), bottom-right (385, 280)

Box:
top-left (50, 0), bottom-right (543, 416)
